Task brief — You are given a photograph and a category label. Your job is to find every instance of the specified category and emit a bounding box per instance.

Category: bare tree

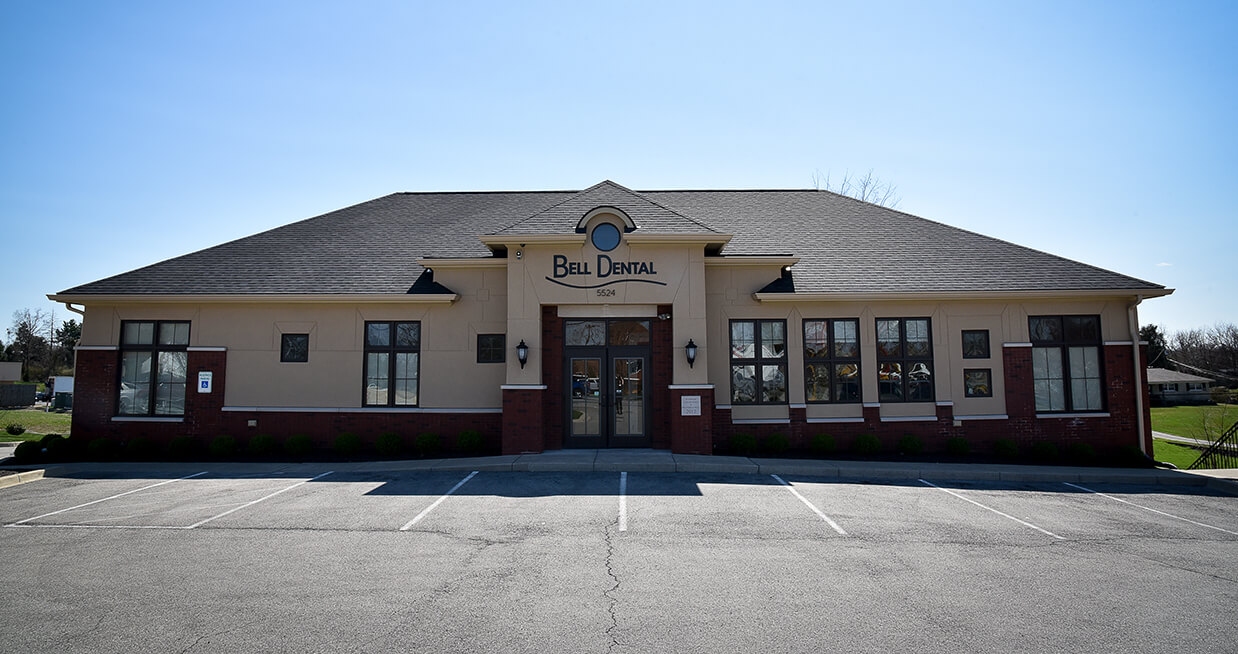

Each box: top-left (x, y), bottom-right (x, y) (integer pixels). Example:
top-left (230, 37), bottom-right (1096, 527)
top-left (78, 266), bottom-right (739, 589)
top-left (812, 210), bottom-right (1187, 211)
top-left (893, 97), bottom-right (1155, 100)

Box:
top-left (1167, 322), bottom-right (1238, 384)
top-left (9, 309), bottom-right (52, 382)
top-left (812, 169), bottom-right (901, 208)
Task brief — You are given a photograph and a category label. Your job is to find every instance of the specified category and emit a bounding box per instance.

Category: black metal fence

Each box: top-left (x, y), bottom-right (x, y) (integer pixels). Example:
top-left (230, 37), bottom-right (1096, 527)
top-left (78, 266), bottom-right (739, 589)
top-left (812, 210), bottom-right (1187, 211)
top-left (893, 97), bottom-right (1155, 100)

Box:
top-left (1188, 420), bottom-right (1238, 470)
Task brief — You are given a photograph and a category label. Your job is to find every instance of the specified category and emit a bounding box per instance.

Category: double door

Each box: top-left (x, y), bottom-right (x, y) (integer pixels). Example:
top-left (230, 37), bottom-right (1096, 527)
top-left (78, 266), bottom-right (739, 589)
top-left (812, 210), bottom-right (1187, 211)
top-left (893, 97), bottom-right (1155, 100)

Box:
top-left (566, 347), bottom-right (649, 448)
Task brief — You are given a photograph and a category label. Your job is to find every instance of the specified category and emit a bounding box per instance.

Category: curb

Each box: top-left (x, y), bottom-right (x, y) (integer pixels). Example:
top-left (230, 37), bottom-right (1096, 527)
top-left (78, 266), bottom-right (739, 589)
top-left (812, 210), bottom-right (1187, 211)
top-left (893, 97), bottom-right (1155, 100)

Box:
top-left (0, 469), bottom-right (45, 489)
top-left (8, 456), bottom-right (1233, 493)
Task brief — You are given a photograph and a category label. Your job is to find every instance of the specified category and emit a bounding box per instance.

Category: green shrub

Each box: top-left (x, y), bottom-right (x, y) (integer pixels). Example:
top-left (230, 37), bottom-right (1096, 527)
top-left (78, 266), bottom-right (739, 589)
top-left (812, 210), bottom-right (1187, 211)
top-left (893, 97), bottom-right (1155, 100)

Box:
top-left (376, 432), bottom-right (405, 458)
top-left (993, 439), bottom-right (1019, 459)
top-left (168, 436), bottom-right (200, 459)
top-left (762, 433), bottom-right (790, 456)
top-left (86, 438), bottom-right (118, 461)
top-left (1116, 445), bottom-right (1149, 467)
top-left (125, 437), bottom-right (157, 461)
top-left (897, 434), bottom-right (924, 456)
top-left (284, 433), bottom-right (313, 458)
top-left (851, 433), bottom-right (882, 456)
top-left (945, 437), bottom-right (971, 456)
top-left (209, 435), bottom-right (239, 459)
top-left (45, 435), bottom-right (72, 461)
top-left (1030, 441), bottom-right (1060, 461)
top-left (1066, 442), bottom-right (1097, 463)
top-left (415, 432), bottom-right (442, 457)
top-left (810, 433), bottom-right (836, 457)
top-left (5, 424), bottom-right (26, 436)
top-left (457, 430), bottom-right (484, 455)
top-left (14, 439), bottom-right (40, 461)
top-left (334, 432), bottom-right (362, 457)
top-left (729, 433), bottom-right (757, 456)
top-left (247, 434), bottom-right (278, 457)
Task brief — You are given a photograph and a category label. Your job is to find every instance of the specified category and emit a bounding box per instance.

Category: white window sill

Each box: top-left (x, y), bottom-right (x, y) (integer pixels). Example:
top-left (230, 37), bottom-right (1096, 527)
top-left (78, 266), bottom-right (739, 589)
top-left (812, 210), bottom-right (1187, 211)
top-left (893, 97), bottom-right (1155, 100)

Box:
top-left (1036, 412), bottom-right (1111, 419)
top-left (111, 416), bottom-right (184, 423)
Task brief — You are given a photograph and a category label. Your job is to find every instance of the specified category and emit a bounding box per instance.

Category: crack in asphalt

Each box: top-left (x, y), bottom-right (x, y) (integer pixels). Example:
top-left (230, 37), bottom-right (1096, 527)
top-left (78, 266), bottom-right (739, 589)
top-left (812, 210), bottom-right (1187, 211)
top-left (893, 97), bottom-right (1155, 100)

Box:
top-left (603, 521), bottom-right (623, 653)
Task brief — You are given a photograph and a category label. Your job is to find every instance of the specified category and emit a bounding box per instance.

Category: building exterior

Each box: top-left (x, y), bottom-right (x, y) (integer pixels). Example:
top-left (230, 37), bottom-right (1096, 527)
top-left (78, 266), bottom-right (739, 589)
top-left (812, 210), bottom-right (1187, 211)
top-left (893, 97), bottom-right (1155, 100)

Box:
top-left (52, 181), bottom-right (1171, 458)
top-left (1146, 368), bottom-right (1214, 405)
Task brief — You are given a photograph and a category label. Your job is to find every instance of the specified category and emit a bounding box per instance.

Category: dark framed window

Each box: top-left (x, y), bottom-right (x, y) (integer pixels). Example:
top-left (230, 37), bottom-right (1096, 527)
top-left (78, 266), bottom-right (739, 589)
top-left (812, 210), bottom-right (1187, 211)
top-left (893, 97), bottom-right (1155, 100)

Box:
top-left (729, 319), bottom-right (787, 404)
top-left (281, 334), bottom-right (309, 363)
top-left (804, 318), bottom-right (861, 403)
top-left (962, 330), bottom-right (990, 359)
top-left (118, 320), bottom-right (190, 416)
top-left (876, 318), bottom-right (934, 402)
top-left (964, 369), bottom-right (992, 398)
top-left (1030, 315), bottom-right (1103, 412)
top-left (477, 334), bottom-right (505, 363)
top-left (364, 321), bottom-right (420, 406)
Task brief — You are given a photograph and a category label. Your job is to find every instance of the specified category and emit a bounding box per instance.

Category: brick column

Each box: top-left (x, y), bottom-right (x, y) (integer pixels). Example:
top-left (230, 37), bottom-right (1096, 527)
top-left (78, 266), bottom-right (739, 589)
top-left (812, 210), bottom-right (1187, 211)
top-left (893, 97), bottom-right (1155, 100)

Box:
top-left (185, 349), bottom-right (227, 438)
top-left (502, 387), bottom-right (546, 454)
top-left (670, 386), bottom-right (713, 454)
top-left (71, 348), bottom-right (119, 441)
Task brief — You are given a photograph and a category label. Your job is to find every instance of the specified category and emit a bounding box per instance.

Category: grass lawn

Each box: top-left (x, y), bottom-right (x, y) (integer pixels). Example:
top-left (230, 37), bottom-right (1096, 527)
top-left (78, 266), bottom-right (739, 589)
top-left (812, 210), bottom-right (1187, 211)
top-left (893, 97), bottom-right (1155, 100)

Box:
top-left (1149, 404), bottom-right (1237, 441)
top-left (0, 408), bottom-right (72, 441)
top-left (1153, 438), bottom-right (1205, 469)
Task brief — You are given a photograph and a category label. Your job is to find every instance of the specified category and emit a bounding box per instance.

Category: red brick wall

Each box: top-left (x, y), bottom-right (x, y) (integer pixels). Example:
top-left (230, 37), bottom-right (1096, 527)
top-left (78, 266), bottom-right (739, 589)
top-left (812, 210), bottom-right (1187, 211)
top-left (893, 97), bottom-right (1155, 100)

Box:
top-left (540, 306), bottom-right (564, 451)
top-left (73, 348), bottom-right (501, 452)
top-left (651, 305), bottom-right (673, 449)
top-left (670, 387), bottom-right (713, 454)
top-left (709, 344), bottom-right (1148, 458)
top-left (502, 387), bottom-right (545, 454)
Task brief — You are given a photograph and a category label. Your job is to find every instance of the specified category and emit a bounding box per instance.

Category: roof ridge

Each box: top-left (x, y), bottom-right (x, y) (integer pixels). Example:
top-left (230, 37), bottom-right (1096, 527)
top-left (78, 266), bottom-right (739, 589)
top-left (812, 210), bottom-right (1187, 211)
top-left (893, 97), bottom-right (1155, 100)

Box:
top-left (484, 182), bottom-right (613, 234)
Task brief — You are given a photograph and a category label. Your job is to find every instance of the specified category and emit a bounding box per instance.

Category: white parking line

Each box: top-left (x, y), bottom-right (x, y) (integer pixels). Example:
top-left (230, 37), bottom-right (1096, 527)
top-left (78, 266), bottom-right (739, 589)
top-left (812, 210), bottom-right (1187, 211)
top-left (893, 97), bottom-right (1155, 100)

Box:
top-left (186, 471), bottom-right (334, 529)
top-left (1064, 482), bottom-right (1238, 536)
top-left (618, 472), bottom-right (628, 532)
top-left (5, 471), bottom-right (209, 527)
top-left (399, 471), bottom-right (479, 531)
top-left (770, 475), bottom-right (847, 535)
top-left (919, 479), bottom-right (1065, 540)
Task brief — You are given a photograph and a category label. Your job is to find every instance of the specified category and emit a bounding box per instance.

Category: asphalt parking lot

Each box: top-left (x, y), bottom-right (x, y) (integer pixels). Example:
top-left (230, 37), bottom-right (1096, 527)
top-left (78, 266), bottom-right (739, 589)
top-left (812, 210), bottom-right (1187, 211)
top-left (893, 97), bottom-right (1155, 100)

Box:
top-left (2, 467), bottom-right (1236, 653)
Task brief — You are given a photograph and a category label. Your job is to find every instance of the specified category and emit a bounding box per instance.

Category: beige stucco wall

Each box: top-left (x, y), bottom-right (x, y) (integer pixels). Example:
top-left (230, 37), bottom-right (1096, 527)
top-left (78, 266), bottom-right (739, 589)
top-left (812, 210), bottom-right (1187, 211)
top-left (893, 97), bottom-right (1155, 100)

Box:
top-left (500, 212), bottom-right (710, 387)
top-left (78, 266), bottom-right (508, 409)
top-left (704, 264), bottom-right (1137, 420)
top-left (75, 231), bottom-right (1139, 417)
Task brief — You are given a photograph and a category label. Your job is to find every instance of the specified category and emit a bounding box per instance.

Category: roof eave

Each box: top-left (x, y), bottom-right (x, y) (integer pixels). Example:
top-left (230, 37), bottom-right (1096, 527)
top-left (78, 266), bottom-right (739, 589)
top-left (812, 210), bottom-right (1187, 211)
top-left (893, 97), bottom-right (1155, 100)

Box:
top-left (752, 288), bottom-right (1174, 302)
top-left (48, 293), bottom-right (460, 305)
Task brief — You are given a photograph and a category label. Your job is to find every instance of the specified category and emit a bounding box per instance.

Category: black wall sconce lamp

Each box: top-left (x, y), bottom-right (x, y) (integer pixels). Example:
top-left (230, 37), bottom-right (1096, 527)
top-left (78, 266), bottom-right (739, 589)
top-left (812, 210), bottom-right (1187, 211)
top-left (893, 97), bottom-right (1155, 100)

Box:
top-left (685, 338), bottom-right (698, 368)
top-left (516, 339), bottom-right (529, 369)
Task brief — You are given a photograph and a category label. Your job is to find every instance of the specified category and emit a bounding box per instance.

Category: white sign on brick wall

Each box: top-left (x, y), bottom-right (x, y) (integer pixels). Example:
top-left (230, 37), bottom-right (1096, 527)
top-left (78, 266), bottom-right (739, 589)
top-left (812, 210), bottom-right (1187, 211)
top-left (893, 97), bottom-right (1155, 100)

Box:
top-left (198, 371), bottom-right (213, 394)
top-left (680, 395), bottom-right (701, 416)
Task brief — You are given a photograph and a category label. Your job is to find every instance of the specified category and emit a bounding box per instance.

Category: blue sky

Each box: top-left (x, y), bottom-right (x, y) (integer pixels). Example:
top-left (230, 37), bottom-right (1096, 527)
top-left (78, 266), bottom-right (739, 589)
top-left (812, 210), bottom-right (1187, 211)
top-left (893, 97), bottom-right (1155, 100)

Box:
top-left (1, 1), bottom-right (1234, 342)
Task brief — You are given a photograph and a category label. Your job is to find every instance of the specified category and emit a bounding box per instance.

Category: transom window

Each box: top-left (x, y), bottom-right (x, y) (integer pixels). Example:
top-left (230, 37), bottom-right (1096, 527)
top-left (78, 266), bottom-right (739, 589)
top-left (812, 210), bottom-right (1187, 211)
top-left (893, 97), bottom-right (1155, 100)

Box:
top-left (564, 320), bottom-right (651, 346)
top-left (364, 321), bottom-right (420, 406)
top-left (1030, 315), bottom-right (1103, 412)
top-left (118, 320), bottom-right (190, 416)
top-left (730, 320), bottom-right (787, 405)
top-left (876, 318), bottom-right (934, 402)
top-left (804, 318), bottom-right (861, 403)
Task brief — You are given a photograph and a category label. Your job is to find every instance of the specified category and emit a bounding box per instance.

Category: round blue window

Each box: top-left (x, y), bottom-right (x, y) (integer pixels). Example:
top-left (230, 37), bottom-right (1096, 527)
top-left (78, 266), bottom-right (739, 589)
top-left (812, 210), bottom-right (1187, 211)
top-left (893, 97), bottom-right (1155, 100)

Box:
top-left (591, 223), bottom-right (621, 251)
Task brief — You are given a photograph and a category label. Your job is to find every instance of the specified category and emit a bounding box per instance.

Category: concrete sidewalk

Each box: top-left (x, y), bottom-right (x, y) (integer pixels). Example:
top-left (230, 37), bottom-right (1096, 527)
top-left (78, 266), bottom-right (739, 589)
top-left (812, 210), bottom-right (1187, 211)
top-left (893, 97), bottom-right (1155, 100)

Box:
top-left (1153, 431), bottom-right (1215, 447)
top-left (6, 448), bottom-right (1236, 495)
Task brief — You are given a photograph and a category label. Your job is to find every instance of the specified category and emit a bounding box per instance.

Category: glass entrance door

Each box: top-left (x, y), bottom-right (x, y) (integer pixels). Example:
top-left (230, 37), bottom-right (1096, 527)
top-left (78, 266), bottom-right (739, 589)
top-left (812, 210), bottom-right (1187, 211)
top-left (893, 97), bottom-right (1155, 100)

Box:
top-left (567, 353), bottom-right (650, 448)
top-left (564, 318), bottom-right (652, 448)
top-left (569, 355), bottom-right (604, 446)
top-left (610, 356), bottom-right (646, 445)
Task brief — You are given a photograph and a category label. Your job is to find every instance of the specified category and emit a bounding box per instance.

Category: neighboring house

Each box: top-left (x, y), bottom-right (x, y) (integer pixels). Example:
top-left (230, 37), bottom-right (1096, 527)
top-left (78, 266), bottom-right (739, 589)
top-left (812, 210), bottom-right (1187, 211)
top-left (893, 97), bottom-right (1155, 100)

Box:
top-left (1147, 368), bottom-right (1214, 405)
top-left (50, 180), bottom-right (1172, 458)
